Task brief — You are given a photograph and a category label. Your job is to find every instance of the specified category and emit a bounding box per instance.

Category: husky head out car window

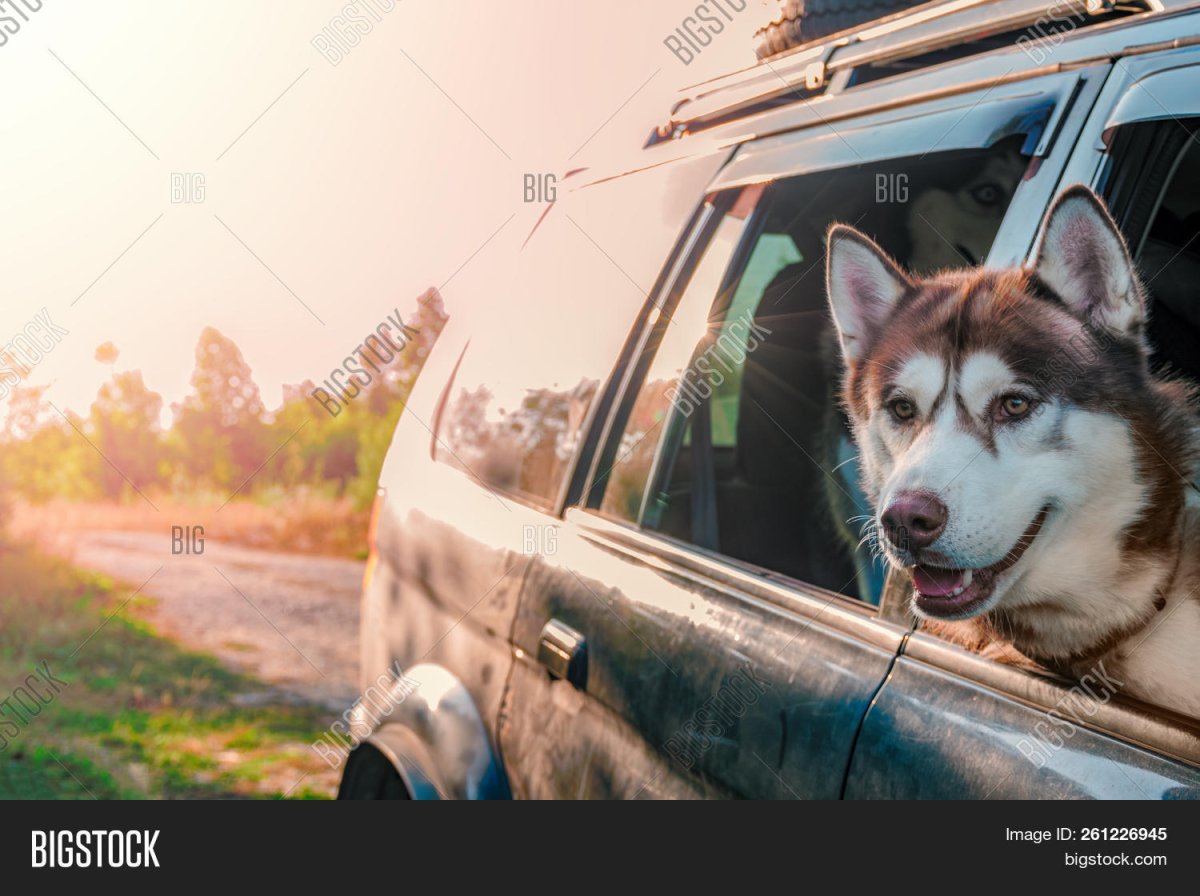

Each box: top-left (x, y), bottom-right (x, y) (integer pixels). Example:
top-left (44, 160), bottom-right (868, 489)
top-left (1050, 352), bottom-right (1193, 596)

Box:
top-left (433, 152), bottom-right (730, 510)
top-left (594, 139), bottom-right (1032, 604)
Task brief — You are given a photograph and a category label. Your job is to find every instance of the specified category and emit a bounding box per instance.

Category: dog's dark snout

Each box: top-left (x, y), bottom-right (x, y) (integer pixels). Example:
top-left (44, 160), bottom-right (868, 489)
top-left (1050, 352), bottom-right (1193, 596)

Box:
top-left (882, 491), bottom-right (948, 550)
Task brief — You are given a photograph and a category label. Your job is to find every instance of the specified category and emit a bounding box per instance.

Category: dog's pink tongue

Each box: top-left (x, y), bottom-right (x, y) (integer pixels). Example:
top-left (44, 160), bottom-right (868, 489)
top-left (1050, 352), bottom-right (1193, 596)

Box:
top-left (912, 565), bottom-right (965, 597)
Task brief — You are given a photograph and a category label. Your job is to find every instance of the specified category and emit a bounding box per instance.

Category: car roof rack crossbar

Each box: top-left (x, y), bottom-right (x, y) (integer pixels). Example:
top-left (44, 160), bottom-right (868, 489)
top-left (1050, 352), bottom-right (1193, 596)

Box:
top-left (647, 0), bottom-right (1168, 146)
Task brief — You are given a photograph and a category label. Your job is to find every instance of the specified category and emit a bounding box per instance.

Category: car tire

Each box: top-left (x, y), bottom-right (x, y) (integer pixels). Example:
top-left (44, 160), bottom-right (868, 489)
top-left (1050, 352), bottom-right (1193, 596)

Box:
top-left (336, 743), bottom-right (413, 799)
top-left (753, 0), bottom-right (928, 60)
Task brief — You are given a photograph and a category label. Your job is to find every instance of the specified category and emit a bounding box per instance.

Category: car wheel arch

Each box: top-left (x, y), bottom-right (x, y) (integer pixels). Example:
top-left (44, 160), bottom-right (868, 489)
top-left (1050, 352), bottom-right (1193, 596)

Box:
top-left (337, 662), bottom-right (512, 800)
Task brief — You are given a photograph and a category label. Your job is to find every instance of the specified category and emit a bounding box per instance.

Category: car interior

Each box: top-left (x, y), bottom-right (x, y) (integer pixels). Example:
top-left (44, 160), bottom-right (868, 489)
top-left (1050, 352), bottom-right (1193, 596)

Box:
top-left (1105, 119), bottom-right (1200, 392)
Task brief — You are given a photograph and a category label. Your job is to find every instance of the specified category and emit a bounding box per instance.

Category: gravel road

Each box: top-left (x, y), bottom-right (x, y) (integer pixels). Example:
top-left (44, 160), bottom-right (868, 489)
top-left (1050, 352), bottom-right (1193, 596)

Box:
top-left (43, 530), bottom-right (364, 711)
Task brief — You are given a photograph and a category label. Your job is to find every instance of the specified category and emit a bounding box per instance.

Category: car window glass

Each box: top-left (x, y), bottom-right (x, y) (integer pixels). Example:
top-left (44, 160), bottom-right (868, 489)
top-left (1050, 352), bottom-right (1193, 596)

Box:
top-left (433, 158), bottom-right (727, 509)
top-left (434, 202), bottom-right (616, 509)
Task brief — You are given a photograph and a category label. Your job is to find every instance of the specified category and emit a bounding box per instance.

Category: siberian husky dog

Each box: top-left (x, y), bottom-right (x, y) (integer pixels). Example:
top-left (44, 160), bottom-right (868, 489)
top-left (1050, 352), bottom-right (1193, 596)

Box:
top-left (825, 185), bottom-right (1200, 719)
top-left (905, 147), bottom-right (1028, 275)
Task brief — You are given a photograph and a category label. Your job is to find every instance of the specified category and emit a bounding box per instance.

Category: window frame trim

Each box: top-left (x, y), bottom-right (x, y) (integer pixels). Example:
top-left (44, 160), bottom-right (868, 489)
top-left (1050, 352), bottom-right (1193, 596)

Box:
top-left (563, 506), bottom-right (907, 645)
top-left (1057, 45), bottom-right (1200, 195)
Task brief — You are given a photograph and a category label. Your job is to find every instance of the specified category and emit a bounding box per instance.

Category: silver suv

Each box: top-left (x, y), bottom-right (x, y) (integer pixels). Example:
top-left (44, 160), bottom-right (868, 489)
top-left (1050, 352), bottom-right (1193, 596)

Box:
top-left (339, 0), bottom-right (1200, 799)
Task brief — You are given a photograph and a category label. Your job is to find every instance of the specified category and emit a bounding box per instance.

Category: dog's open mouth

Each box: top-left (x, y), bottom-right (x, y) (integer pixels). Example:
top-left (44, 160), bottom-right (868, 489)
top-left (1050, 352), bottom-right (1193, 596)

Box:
top-left (911, 507), bottom-right (1050, 618)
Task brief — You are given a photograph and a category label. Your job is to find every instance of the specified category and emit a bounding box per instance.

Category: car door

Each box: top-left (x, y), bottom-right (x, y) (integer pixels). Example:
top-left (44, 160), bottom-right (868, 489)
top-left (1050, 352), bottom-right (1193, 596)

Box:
top-left (502, 69), bottom-right (1099, 799)
top-left (846, 42), bottom-right (1200, 799)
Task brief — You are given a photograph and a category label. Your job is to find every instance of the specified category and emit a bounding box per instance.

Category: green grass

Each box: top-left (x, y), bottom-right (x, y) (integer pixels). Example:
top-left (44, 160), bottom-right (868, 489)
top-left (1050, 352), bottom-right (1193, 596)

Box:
top-left (0, 543), bottom-right (339, 799)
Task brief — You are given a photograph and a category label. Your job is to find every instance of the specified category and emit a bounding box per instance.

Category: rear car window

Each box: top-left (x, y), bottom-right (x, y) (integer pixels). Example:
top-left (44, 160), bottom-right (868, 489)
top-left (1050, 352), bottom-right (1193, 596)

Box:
top-left (433, 154), bottom-right (729, 510)
top-left (433, 208), bottom-right (616, 509)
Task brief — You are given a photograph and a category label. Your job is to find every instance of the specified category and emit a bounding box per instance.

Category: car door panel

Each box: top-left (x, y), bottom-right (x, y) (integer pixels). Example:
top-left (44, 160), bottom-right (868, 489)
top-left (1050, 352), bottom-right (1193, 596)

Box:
top-left (500, 661), bottom-right (736, 799)
top-left (500, 511), bottom-right (905, 799)
top-left (846, 646), bottom-right (1200, 799)
top-left (370, 444), bottom-right (535, 747)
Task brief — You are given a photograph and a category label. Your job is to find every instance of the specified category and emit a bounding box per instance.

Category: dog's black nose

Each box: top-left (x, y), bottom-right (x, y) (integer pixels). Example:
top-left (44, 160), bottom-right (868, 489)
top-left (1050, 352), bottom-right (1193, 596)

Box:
top-left (882, 491), bottom-right (948, 550)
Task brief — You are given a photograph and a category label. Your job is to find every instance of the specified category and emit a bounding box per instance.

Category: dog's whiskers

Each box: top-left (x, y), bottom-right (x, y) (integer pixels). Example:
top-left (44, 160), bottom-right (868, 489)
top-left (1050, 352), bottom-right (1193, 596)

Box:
top-left (831, 453), bottom-right (860, 474)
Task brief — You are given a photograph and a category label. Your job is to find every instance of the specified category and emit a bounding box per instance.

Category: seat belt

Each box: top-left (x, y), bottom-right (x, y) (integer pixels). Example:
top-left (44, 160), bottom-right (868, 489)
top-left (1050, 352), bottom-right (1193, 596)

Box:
top-left (690, 394), bottom-right (720, 551)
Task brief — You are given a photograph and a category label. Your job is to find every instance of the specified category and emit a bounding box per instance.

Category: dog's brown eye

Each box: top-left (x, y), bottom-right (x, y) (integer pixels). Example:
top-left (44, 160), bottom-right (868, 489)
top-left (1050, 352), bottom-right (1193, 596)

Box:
top-left (998, 395), bottom-right (1031, 418)
top-left (889, 398), bottom-right (916, 421)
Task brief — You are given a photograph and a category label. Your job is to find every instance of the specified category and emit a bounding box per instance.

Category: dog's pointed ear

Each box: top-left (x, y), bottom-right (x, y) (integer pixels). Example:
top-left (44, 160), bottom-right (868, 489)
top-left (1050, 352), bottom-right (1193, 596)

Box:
top-left (1034, 185), bottom-right (1142, 337)
top-left (826, 225), bottom-right (910, 364)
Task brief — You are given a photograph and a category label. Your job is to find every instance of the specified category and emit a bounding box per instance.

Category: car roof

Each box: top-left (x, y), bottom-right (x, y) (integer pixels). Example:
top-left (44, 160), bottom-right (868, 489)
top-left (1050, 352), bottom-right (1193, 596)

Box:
top-left (568, 0), bottom-right (1200, 189)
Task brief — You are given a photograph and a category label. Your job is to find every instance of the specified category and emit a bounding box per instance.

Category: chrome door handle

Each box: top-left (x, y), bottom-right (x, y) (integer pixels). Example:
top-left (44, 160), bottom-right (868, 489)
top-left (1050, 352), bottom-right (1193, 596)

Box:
top-left (538, 619), bottom-right (588, 690)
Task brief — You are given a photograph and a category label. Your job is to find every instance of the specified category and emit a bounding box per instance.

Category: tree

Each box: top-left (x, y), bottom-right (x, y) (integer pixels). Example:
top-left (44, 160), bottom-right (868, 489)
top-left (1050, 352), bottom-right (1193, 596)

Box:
top-left (172, 327), bottom-right (267, 491)
top-left (87, 370), bottom-right (164, 497)
top-left (0, 385), bottom-right (98, 503)
top-left (347, 289), bottom-right (449, 507)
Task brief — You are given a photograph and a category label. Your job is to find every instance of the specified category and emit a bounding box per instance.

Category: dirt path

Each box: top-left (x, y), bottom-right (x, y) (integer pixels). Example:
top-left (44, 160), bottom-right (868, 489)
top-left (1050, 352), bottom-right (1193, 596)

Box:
top-left (41, 530), bottom-right (364, 712)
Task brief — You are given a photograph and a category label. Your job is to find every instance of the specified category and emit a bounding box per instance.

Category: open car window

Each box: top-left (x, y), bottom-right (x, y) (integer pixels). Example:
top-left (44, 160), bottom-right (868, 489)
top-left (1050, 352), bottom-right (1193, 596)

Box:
top-left (591, 138), bottom-right (1034, 605)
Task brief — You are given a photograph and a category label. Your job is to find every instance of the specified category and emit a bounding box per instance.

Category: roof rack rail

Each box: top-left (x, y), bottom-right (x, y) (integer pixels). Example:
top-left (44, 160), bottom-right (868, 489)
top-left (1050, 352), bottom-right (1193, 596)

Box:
top-left (647, 0), bottom-right (1170, 146)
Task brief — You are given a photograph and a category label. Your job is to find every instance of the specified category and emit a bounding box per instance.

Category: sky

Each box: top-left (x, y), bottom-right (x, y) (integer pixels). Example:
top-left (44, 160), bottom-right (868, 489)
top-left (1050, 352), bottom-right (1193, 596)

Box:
top-left (0, 0), bottom-right (760, 423)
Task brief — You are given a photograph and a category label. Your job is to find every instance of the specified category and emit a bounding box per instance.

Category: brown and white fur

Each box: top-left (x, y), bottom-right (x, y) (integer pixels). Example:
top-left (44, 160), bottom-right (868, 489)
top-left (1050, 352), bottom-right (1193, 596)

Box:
top-left (826, 185), bottom-right (1200, 718)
